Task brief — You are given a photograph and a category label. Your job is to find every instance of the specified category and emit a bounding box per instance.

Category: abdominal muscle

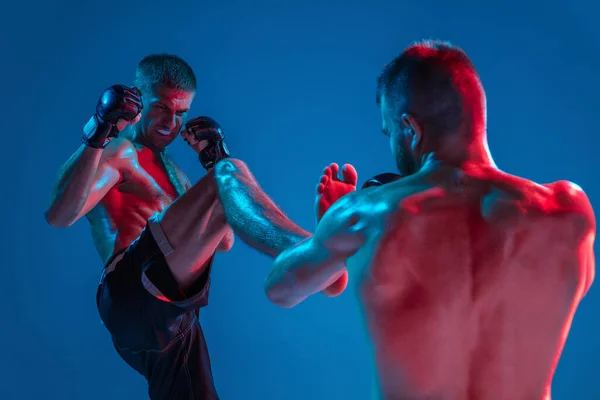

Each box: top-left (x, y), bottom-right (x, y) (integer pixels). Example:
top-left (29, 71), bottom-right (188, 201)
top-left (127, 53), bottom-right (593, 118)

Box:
top-left (87, 176), bottom-right (177, 264)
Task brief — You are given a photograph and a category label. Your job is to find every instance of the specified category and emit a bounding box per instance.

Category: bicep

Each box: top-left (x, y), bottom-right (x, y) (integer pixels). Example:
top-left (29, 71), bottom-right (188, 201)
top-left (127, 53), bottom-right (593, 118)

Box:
top-left (313, 193), bottom-right (366, 257)
top-left (77, 161), bottom-right (121, 218)
top-left (266, 195), bottom-right (365, 306)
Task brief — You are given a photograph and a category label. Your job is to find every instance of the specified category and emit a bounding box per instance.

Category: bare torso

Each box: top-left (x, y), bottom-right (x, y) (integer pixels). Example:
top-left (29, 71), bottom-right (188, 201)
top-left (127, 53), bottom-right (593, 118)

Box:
top-left (86, 137), bottom-right (189, 263)
top-left (347, 165), bottom-right (593, 400)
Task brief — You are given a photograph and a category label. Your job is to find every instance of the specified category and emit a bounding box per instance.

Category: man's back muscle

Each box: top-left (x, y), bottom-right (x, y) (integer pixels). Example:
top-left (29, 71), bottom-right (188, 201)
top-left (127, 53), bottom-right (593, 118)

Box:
top-left (348, 167), bottom-right (594, 399)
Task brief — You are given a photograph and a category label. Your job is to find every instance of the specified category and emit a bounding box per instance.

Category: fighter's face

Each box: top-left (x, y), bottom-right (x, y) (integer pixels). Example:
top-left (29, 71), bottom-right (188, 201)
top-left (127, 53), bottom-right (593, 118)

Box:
top-left (380, 96), bottom-right (417, 176)
top-left (137, 84), bottom-right (195, 150)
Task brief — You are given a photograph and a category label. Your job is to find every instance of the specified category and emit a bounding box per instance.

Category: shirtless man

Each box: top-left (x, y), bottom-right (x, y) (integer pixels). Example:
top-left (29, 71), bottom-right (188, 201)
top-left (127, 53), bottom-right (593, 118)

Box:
top-left (233, 41), bottom-right (595, 399)
top-left (45, 53), bottom-right (284, 399)
top-left (45, 53), bottom-right (346, 399)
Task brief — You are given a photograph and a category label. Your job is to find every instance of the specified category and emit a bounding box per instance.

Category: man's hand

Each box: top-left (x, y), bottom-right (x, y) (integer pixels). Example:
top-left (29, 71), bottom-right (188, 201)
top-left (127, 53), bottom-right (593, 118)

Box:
top-left (180, 121), bottom-right (209, 153)
top-left (182, 116), bottom-right (230, 170)
top-left (314, 162), bottom-right (358, 297)
top-left (180, 117), bottom-right (235, 251)
top-left (82, 85), bottom-right (143, 149)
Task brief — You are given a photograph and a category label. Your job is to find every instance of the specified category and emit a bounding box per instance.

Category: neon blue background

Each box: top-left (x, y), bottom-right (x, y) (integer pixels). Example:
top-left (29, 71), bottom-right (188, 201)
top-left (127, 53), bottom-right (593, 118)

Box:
top-left (2, 0), bottom-right (597, 398)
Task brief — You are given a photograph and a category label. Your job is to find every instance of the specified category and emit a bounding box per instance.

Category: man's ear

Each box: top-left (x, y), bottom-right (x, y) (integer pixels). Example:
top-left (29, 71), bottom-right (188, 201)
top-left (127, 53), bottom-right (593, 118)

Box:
top-left (401, 113), bottom-right (423, 148)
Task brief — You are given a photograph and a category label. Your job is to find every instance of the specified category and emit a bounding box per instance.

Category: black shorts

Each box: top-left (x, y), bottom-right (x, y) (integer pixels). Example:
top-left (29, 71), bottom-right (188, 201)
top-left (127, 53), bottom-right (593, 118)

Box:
top-left (96, 218), bottom-right (219, 400)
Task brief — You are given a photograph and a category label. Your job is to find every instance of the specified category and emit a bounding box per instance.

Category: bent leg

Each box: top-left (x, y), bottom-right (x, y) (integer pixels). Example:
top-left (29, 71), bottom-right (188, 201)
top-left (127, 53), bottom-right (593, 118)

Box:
top-left (97, 225), bottom-right (220, 399)
top-left (155, 169), bottom-right (230, 290)
top-left (214, 158), bottom-right (310, 257)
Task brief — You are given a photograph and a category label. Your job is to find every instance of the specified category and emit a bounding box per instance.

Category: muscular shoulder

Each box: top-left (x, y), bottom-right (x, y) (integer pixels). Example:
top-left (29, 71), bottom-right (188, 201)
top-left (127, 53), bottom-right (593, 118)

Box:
top-left (313, 190), bottom-right (370, 256)
top-left (500, 176), bottom-right (596, 240)
top-left (545, 180), bottom-right (595, 294)
top-left (102, 137), bottom-right (139, 165)
top-left (317, 186), bottom-right (390, 242)
top-left (547, 180), bottom-right (596, 232)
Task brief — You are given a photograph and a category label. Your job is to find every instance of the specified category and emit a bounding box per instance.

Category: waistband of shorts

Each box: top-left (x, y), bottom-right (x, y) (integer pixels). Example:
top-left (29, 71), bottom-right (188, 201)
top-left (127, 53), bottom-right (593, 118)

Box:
top-left (105, 248), bottom-right (127, 267)
top-left (98, 248), bottom-right (128, 284)
top-left (106, 249), bottom-right (127, 271)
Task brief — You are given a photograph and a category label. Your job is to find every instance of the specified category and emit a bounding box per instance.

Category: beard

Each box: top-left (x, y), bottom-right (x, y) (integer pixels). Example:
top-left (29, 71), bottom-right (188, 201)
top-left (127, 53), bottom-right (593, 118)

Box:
top-left (394, 138), bottom-right (416, 176)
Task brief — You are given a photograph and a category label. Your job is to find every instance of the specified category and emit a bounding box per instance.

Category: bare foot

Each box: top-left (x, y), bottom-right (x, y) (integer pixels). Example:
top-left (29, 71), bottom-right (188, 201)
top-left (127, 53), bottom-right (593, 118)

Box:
top-left (314, 162), bottom-right (358, 297)
top-left (315, 162), bottom-right (358, 222)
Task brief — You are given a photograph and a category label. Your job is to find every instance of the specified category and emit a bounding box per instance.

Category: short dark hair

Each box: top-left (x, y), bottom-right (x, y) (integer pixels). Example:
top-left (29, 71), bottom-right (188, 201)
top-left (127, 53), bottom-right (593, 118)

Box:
top-left (376, 40), bottom-right (484, 135)
top-left (134, 53), bottom-right (196, 93)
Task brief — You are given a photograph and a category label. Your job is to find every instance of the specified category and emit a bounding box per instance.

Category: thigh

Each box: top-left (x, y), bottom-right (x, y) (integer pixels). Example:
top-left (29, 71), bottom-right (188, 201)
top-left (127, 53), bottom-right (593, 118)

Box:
top-left (96, 224), bottom-right (212, 353)
top-left (154, 172), bottom-right (230, 289)
top-left (157, 170), bottom-right (222, 250)
top-left (146, 322), bottom-right (220, 400)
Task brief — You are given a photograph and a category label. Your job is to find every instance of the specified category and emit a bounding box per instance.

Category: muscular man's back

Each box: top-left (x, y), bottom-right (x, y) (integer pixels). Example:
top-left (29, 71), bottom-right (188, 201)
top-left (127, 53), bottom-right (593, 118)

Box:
top-left (351, 165), bottom-right (594, 400)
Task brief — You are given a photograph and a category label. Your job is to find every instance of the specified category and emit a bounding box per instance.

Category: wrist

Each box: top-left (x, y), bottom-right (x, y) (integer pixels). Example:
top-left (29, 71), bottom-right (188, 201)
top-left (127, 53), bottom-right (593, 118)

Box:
top-left (82, 115), bottom-right (111, 149)
top-left (198, 142), bottom-right (231, 170)
top-left (82, 137), bottom-right (110, 149)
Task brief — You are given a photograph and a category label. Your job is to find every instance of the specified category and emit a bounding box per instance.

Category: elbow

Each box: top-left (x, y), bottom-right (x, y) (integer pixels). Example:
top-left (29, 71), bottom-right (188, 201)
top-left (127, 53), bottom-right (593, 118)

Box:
top-left (265, 289), bottom-right (298, 309)
top-left (264, 281), bottom-right (299, 309)
top-left (214, 158), bottom-right (248, 186)
top-left (214, 157), bottom-right (246, 173)
top-left (44, 208), bottom-right (74, 228)
top-left (214, 158), bottom-right (238, 177)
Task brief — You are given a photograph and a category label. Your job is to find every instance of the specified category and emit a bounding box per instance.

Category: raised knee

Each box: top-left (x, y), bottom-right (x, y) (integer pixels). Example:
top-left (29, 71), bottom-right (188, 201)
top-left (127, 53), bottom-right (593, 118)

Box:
top-left (214, 157), bottom-right (245, 174)
top-left (214, 158), bottom-right (249, 189)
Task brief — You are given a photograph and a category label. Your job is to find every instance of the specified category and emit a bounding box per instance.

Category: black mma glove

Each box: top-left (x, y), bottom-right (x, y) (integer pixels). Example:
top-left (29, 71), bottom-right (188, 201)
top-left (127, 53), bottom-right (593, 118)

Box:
top-left (82, 85), bottom-right (143, 149)
top-left (362, 172), bottom-right (403, 189)
top-left (185, 116), bottom-right (231, 170)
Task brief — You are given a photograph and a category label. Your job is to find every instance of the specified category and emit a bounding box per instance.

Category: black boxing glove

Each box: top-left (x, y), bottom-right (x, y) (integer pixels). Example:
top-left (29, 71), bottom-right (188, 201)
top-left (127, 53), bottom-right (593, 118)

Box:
top-left (82, 85), bottom-right (143, 149)
top-left (362, 172), bottom-right (403, 189)
top-left (185, 116), bottom-right (231, 170)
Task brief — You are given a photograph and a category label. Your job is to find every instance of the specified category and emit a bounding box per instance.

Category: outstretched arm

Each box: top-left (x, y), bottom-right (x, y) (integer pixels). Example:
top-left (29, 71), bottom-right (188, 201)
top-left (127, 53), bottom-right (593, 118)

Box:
top-left (264, 193), bottom-right (365, 308)
top-left (214, 158), bottom-right (311, 258)
top-left (314, 162), bottom-right (359, 297)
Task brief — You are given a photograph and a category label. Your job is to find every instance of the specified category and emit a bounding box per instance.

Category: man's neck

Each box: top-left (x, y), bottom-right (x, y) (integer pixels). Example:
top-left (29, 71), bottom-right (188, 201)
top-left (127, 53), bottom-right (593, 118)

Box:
top-left (126, 126), bottom-right (166, 154)
top-left (417, 136), bottom-right (496, 172)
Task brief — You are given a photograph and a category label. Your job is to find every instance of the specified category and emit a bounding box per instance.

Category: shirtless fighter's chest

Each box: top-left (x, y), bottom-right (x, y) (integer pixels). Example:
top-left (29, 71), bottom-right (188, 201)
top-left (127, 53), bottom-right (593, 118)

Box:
top-left (106, 148), bottom-right (186, 214)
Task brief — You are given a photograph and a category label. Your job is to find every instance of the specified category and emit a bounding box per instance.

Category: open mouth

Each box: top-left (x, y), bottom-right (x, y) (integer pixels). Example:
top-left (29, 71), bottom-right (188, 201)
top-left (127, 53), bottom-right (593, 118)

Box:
top-left (157, 129), bottom-right (172, 136)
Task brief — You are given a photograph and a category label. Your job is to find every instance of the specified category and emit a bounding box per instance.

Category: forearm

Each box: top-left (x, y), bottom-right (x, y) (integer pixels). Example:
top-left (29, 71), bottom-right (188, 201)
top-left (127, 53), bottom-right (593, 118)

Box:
top-left (265, 239), bottom-right (346, 307)
top-left (214, 158), bottom-right (311, 258)
top-left (264, 240), bottom-right (312, 307)
top-left (45, 144), bottom-right (104, 227)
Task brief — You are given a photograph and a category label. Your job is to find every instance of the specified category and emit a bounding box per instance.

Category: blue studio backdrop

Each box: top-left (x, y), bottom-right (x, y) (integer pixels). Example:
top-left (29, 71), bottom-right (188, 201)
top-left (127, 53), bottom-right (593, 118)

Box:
top-left (1, 0), bottom-right (598, 399)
